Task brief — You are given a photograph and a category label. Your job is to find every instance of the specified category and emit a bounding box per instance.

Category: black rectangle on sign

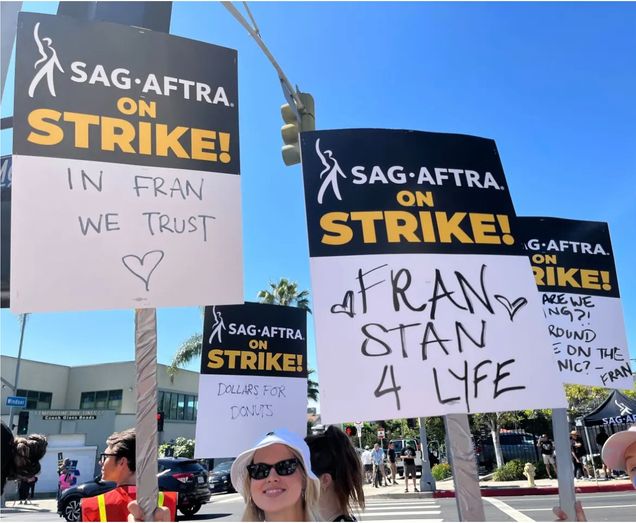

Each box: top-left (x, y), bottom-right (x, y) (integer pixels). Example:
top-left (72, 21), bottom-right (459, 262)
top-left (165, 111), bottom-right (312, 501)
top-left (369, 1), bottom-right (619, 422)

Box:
top-left (300, 129), bottom-right (523, 257)
top-left (516, 216), bottom-right (619, 298)
top-left (14, 13), bottom-right (239, 174)
top-left (201, 302), bottom-right (307, 378)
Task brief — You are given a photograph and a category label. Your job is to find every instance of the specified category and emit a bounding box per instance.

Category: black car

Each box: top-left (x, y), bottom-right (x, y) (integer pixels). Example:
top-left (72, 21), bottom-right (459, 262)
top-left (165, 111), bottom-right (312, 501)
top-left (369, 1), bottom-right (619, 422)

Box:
top-left (57, 458), bottom-right (210, 521)
top-left (209, 459), bottom-right (235, 494)
top-left (57, 476), bottom-right (117, 522)
top-left (158, 458), bottom-right (211, 517)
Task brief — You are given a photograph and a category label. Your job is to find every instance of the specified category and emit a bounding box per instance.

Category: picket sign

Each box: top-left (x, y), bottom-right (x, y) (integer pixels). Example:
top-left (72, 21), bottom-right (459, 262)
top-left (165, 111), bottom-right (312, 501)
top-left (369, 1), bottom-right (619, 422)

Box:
top-left (298, 129), bottom-right (568, 521)
top-left (12, 11), bottom-right (243, 521)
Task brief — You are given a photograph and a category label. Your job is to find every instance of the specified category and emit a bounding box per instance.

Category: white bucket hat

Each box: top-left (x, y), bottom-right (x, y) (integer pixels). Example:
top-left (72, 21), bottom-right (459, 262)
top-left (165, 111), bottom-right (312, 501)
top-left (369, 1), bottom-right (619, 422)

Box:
top-left (601, 425), bottom-right (636, 471)
top-left (230, 428), bottom-right (319, 500)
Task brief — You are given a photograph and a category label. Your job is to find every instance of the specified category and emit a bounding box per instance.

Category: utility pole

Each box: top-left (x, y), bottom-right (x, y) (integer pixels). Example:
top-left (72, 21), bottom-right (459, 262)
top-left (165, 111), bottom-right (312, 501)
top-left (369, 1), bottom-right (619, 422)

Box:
top-left (8, 314), bottom-right (28, 433)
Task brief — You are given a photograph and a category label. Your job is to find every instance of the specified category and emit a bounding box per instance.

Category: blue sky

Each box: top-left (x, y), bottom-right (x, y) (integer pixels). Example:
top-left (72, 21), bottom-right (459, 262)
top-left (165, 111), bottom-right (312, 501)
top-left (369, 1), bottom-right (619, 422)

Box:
top-left (2, 2), bottom-right (635, 387)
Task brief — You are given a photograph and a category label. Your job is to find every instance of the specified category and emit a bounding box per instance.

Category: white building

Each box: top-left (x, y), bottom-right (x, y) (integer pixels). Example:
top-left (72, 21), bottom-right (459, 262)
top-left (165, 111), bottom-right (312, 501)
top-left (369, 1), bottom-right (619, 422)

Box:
top-left (1, 356), bottom-right (200, 493)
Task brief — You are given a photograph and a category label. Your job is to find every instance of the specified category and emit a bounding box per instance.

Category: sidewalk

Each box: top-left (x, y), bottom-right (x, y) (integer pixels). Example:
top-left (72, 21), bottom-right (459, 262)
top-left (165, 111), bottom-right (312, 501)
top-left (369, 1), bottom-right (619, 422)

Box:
top-left (363, 476), bottom-right (434, 499)
top-left (361, 475), bottom-right (633, 499)
top-left (1, 498), bottom-right (58, 513)
top-left (434, 476), bottom-right (634, 498)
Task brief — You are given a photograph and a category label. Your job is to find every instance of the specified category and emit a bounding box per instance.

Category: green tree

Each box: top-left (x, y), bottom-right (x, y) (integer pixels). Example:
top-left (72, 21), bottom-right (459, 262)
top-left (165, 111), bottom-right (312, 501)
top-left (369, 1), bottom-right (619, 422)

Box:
top-left (471, 411), bottom-right (526, 469)
top-left (256, 278), bottom-right (311, 312)
top-left (159, 437), bottom-right (195, 458)
top-left (307, 369), bottom-right (319, 402)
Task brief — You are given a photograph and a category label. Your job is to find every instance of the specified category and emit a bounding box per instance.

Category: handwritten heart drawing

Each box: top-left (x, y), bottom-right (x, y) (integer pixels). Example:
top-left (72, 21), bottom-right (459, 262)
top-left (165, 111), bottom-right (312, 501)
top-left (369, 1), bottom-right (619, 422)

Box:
top-left (330, 290), bottom-right (355, 318)
top-left (122, 250), bottom-right (165, 291)
top-left (494, 294), bottom-right (528, 321)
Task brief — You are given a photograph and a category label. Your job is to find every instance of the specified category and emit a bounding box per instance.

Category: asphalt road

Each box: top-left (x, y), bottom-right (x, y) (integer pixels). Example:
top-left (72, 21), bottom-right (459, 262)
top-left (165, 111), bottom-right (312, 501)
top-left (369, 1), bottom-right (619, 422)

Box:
top-left (1, 490), bottom-right (634, 521)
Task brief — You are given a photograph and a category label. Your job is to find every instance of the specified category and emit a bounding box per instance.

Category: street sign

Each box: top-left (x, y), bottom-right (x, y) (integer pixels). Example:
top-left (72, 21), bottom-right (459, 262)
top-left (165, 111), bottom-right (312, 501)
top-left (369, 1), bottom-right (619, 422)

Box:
top-left (6, 396), bottom-right (27, 408)
top-left (377, 429), bottom-right (385, 439)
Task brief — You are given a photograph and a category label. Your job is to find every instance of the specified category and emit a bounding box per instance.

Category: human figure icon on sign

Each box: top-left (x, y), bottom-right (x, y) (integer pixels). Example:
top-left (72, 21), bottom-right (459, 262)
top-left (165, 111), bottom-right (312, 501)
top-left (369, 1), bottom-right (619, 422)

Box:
top-left (28, 22), bottom-right (65, 98)
top-left (316, 139), bottom-right (346, 204)
top-left (209, 306), bottom-right (226, 344)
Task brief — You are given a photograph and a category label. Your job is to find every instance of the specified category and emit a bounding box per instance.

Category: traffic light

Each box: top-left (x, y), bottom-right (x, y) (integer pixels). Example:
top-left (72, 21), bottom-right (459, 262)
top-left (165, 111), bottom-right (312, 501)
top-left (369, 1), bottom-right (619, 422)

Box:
top-left (17, 411), bottom-right (29, 435)
top-left (345, 425), bottom-right (357, 437)
top-left (406, 418), bottom-right (417, 429)
top-left (281, 92), bottom-right (315, 166)
top-left (157, 411), bottom-right (164, 432)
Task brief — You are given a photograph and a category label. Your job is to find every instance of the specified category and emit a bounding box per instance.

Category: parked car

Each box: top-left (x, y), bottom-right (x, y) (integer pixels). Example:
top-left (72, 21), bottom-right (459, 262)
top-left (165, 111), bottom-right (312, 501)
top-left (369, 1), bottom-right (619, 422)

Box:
top-left (58, 458), bottom-right (210, 521)
top-left (209, 459), bottom-right (235, 494)
top-left (57, 476), bottom-right (116, 522)
top-left (476, 432), bottom-right (538, 470)
top-left (158, 458), bottom-right (211, 517)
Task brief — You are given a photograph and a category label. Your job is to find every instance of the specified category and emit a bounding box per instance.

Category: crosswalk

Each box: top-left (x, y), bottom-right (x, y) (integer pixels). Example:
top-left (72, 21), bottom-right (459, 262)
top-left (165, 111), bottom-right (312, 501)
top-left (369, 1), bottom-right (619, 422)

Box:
top-left (356, 497), bottom-right (443, 521)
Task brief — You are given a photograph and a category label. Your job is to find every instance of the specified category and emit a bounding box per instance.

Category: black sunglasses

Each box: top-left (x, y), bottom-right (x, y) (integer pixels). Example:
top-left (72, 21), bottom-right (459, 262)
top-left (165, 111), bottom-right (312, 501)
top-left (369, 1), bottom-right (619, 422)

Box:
top-left (99, 453), bottom-right (119, 463)
top-left (247, 458), bottom-right (300, 480)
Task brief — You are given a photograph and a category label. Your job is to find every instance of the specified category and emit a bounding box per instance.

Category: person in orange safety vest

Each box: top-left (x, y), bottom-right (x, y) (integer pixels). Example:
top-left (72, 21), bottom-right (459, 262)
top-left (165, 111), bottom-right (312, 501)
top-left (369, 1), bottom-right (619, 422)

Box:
top-left (81, 429), bottom-right (176, 522)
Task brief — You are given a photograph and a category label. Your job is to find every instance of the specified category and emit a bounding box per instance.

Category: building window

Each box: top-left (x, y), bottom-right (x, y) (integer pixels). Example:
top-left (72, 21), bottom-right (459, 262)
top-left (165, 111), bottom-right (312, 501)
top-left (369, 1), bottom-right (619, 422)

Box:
top-left (157, 391), bottom-right (197, 421)
top-left (16, 389), bottom-right (52, 410)
top-left (80, 390), bottom-right (123, 412)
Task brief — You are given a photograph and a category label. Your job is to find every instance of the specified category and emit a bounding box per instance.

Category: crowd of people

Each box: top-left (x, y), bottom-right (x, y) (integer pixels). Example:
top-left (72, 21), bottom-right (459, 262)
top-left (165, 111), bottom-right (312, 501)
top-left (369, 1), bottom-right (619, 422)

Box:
top-left (359, 440), bottom-right (421, 492)
top-left (537, 427), bottom-right (626, 482)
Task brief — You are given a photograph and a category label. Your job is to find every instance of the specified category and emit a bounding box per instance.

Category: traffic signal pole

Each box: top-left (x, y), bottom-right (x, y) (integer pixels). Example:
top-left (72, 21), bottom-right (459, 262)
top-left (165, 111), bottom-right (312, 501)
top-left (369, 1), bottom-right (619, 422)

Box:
top-left (222, 2), bottom-right (314, 166)
top-left (418, 417), bottom-right (436, 492)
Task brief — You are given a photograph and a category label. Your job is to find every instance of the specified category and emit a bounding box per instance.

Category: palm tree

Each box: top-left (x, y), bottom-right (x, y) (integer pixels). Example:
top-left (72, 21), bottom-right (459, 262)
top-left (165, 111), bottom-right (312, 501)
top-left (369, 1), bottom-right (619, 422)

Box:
top-left (257, 278), bottom-right (311, 313)
top-left (168, 278), bottom-right (315, 399)
top-left (307, 369), bottom-right (319, 402)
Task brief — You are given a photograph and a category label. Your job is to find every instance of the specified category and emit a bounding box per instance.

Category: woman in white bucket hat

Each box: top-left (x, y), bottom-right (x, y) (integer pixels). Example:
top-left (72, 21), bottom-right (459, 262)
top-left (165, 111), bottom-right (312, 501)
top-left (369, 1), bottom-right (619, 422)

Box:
top-left (230, 428), bottom-right (321, 521)
top-left (601, 424), bottom-right (636, 483)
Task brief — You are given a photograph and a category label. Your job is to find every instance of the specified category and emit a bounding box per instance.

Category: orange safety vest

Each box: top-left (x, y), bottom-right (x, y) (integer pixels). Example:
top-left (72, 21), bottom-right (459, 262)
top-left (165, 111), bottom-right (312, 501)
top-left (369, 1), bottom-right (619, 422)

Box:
top-left (81, 485), bottom-right (177, 522)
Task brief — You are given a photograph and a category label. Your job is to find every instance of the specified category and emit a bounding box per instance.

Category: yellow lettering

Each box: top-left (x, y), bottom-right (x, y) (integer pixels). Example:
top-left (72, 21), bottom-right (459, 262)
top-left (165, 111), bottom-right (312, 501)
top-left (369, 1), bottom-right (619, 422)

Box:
top-left (350, 211), bottom-right (383, 243)
top-left (470, 213), bottom-right (500, 244)
top-left (101, 116), bottom-right (136, 153)
top-left (63, 112), bottom-right (99, 148)
top-left (384, 211), bottom-right (419, 242)
top-left (580, 269), bottom-right (601, 290)
top-left (191, 129), bottom-right (217, 161)
top-left (206, 349), bottom-right (224, 369)
top-left (282, 354), bottom-right (295, 372)
top-left (27, 108), bottom-right (63, 145)
top-left (435, 212), bottom-right (473, 243)
top-left (156, 124), bottom-right (189, 158)
top-left (241, 351), bottom-right (257, 370)
top-left (320, 212), bottom-right (353, 245)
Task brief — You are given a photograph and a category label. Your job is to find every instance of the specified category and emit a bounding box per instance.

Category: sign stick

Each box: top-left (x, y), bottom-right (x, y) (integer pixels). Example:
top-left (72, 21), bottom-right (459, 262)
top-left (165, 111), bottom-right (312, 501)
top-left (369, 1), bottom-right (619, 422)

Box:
top-left (135, 308), bottom-right (158, 521)
top-left (444, 414), bottom-right (485, 521)
top-left (553, 408), bottom-right (576, 520)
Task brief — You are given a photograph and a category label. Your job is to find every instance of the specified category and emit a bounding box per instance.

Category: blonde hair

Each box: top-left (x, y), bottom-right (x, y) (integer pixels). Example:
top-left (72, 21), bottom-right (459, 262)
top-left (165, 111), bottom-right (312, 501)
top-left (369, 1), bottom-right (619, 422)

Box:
top-left (240, 447), bottom-right (320, 521)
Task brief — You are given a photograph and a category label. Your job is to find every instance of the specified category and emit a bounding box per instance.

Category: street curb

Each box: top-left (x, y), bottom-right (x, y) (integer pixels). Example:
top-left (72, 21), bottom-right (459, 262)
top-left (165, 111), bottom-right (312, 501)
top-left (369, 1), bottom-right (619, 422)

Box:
top-left (434, 483), bottom-right (634, 498)
top-left (368, 492), bottom-right (434, 500)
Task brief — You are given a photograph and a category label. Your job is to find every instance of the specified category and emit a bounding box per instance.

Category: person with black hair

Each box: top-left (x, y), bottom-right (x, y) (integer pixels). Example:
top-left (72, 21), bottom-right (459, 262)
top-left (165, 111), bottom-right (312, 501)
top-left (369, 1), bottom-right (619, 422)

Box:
top-left (306, 425), bottom-right (365, 521)
top-left (82, 429), bottom-right (177, 521)
top-left (1, 421), bottom-right (47, 495)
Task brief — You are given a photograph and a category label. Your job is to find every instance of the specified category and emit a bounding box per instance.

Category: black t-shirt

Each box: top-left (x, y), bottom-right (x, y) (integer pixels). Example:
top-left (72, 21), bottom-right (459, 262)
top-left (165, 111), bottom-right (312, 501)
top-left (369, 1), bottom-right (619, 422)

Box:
top-left (333, 515), bottom-right (357, 522)
top-left (388, 448), bottom-right (396, 463)
top-left (596, 432), bottom-right (609, 447)
top-left (539, 438), bottom-right (554, 455)
top-left (571, 436), bottom-right (586, 458)
top-left (402, 446), bottom-right (416, 465)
